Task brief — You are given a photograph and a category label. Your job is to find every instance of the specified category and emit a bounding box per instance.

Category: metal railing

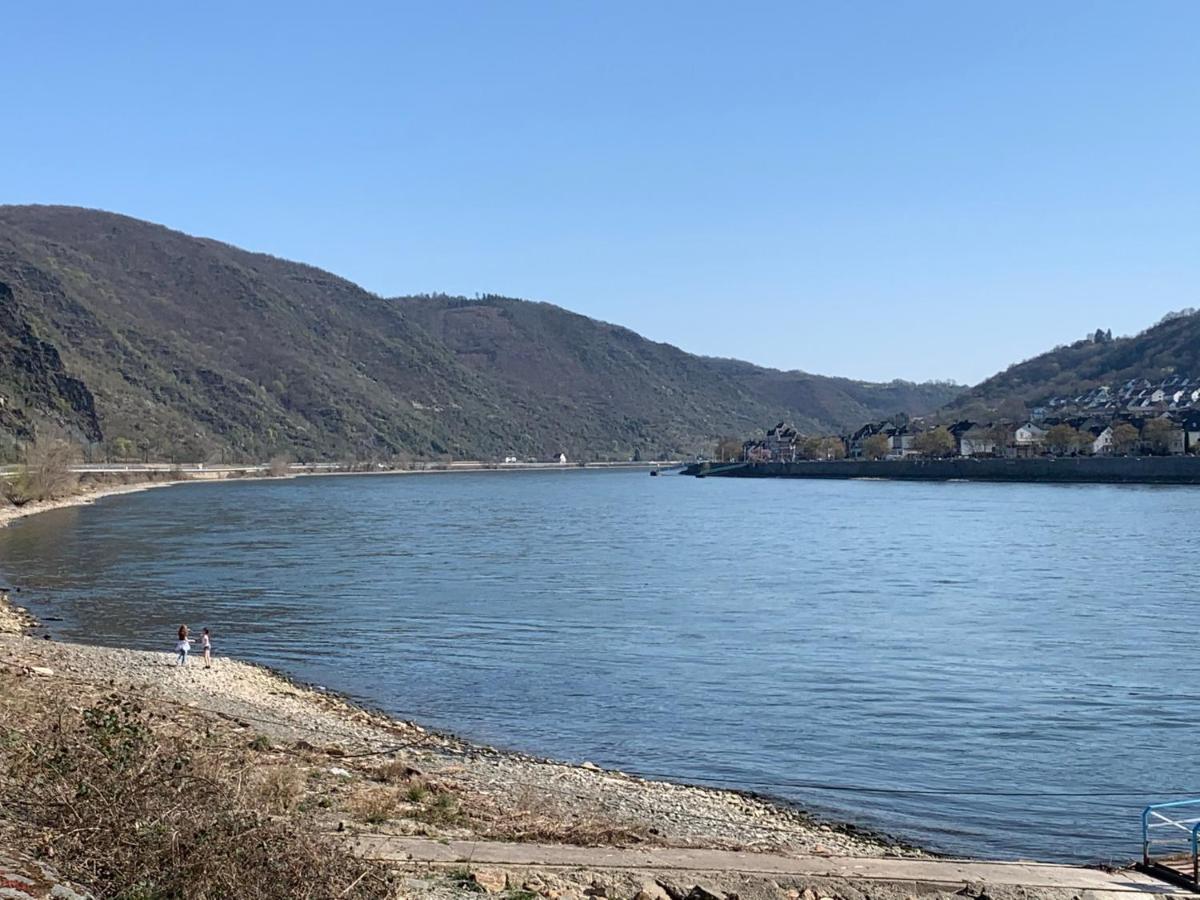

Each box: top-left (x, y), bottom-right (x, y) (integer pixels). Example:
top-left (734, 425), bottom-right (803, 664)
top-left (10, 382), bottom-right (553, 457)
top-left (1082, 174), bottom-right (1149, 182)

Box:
top-left (1141, 798), bottom-right (1200, 885)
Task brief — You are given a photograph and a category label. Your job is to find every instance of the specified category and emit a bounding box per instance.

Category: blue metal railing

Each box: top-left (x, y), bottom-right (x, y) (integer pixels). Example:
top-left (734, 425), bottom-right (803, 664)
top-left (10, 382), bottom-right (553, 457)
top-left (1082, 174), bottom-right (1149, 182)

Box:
top-left (1141, 798), bottom-right (1200, 882)
top-left (1192, 822), bottom-right (1200, 886)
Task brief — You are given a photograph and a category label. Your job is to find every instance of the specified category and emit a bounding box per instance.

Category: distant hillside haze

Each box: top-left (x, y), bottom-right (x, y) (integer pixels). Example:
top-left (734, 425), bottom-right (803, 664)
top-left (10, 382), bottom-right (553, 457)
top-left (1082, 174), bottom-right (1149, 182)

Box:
top-left (0, 205), bottom-right (961, 461)
top-left (948, 310), bottom-right (1200, 417)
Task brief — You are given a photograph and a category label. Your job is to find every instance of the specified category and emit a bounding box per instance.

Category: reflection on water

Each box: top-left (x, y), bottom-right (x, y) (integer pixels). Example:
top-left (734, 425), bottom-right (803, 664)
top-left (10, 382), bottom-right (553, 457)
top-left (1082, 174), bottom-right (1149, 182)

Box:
top-left (1, 470), bottom-right (1197, 862)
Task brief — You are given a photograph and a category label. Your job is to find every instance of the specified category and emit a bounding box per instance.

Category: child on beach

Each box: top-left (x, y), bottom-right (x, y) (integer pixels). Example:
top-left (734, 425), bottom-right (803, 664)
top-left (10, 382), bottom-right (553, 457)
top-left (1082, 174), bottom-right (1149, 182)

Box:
top-left (175, 624), bottom-right (191, 666)
top-left (200, 627), bottom-right (212, 669)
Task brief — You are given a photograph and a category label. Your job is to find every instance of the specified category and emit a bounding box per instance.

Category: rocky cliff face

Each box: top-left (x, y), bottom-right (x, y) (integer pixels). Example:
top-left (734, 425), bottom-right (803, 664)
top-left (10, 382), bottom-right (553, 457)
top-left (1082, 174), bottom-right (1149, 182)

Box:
top-left (0, 282), bottom-right (101, 445)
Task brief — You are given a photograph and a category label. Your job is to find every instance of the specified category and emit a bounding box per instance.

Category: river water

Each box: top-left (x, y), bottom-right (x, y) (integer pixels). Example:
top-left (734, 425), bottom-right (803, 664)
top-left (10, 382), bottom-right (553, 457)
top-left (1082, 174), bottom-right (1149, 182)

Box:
top-left (1, 470), bottom-right (1196, 863)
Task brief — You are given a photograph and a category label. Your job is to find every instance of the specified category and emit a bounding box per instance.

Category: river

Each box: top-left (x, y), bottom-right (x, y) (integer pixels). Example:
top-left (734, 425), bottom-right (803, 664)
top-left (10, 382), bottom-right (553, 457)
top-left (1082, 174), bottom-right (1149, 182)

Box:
top-left (1, 470), bottom-right (1196, 863)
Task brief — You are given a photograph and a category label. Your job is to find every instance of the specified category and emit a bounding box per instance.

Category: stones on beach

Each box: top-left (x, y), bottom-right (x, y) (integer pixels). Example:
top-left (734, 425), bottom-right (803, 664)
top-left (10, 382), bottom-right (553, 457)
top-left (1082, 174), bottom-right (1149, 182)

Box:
top-left (0, 849), bottom-right (91, 900)
top-left (634, 882), bottom-right (673, 900)
top-left (26, 666), bottom-right (53, 677)
top-left (471, 868), bottom-right (508, 893)
top-left (0, 630), bottom-right (920, 864)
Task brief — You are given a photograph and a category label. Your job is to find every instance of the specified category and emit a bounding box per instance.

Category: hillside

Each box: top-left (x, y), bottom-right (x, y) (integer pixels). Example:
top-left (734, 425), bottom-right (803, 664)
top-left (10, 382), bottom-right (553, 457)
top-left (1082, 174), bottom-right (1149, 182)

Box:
top-left (948, 311), bottom-right (1200, 416)
top-left (0, 206), bottom-right (960, 461)
top-left (394, 295), bottom-right (961, 455)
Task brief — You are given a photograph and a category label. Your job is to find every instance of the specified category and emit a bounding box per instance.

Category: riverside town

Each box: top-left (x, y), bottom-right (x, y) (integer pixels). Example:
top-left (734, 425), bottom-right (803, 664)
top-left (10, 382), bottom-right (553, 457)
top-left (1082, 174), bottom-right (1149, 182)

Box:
top-left (733, 377), bottom-right (1200, 463)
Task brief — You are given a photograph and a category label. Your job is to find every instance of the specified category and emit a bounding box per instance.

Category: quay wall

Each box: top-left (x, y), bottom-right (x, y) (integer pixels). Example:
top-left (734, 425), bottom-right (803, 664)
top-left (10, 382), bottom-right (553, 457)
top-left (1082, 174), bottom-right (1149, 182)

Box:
top-left (683, 456), bottom-right (1200, 484)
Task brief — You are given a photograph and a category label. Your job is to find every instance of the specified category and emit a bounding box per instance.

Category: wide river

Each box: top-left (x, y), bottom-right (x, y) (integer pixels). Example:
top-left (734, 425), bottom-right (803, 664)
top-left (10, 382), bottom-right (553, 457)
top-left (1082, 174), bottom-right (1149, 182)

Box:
top-left (1, 470), bottom-right (1197, 863)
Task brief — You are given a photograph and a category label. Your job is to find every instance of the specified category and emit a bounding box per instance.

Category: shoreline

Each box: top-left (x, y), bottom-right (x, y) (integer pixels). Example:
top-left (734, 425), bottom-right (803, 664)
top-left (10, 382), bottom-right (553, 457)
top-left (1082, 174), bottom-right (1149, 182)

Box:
top-left (684, 456), bottom-right (1200, 485)
top-left (7, 638), bottom-right (1165, 900)
top-left (0, 476), bottom-right (184, 532)
top-left (0, 476), bottom-right (919, 860)
top-left (0, 618), bottom-right (918, 861)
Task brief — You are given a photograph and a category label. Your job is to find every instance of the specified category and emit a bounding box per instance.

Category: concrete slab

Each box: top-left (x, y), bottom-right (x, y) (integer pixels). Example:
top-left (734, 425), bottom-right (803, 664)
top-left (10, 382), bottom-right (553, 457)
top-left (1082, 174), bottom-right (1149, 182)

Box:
top-left (350, 836), bottom-right (1190, 895)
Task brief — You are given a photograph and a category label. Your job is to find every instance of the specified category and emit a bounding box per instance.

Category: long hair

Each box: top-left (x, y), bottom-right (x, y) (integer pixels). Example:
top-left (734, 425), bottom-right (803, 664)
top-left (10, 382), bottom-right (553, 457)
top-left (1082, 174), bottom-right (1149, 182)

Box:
top-left (178, 624), bottom-right (189, 641)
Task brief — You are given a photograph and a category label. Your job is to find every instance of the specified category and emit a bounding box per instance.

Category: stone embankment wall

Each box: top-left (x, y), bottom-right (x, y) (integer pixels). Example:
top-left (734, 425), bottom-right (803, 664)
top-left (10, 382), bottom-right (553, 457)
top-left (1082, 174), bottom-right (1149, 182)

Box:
top-left (685, 456), bottom-right (1200, 484)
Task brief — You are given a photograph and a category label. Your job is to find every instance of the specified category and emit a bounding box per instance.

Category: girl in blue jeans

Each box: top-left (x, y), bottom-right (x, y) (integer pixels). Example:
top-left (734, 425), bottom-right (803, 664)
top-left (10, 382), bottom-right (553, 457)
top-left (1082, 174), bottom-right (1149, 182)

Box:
top-left (175, 624), bottom-right (192, 665)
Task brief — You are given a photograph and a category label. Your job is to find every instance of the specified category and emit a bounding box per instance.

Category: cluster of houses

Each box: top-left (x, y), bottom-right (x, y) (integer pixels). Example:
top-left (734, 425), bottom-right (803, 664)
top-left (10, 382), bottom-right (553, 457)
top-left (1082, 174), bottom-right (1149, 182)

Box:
top-left (743, 409), bottom-right (1200, 463)
top-left (1042, 376), bottom-right (1200, 414)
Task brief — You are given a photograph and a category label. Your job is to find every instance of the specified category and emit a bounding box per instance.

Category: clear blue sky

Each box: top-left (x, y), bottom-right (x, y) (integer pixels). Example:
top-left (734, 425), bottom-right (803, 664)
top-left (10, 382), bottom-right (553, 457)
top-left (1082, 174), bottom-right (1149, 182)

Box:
top-left (3, 2), bottom-right (1197, 384)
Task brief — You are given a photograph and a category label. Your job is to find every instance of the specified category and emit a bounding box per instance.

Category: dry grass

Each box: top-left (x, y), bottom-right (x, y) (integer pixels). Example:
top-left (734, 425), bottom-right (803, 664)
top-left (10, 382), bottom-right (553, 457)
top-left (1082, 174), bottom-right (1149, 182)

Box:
top-left (0, 679), bottom-right (391, 899)
top-left (253, 764), bottom-right (307, 815)
top-left (346, 785), bottom-right (404, 825)
top-left (479, 786), bottom-right (650, 847)
top-left (371, 757), bottom-right (422, 784)
top-left (414, 789), bottom-right (462, 825)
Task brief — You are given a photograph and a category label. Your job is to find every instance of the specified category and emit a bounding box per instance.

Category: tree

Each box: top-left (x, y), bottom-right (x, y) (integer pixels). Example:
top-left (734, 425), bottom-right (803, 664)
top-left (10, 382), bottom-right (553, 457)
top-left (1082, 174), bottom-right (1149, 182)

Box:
top-left (986, 423), bottom-right (1014, 453)
top-left (817, 436), bottom-right (846, 460)
top-left (267, 454), bottom-right (293, 477)
top-left (110, 437), bottom-right (135, 461)
top-left (862, 433), bottom-right (891, 460)
top-left (912, 426), bottom-right (956, 458)
top-left (1141, 418), bottom-right (1176, 455)
top-left (1045, 424), bottom-right (1084, 456)
top-left (1109, 422), bottom-right (1139, 455)
top-left (715, 437), bottom-right (743, 462)
top-left (2, 438), bottom-right (81, 506)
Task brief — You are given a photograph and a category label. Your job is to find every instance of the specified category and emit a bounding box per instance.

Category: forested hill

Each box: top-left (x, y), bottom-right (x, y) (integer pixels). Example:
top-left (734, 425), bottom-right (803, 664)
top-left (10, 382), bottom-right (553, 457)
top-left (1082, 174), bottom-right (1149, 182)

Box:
top-left (0, 205), bottom-right (960, 461)
top-left (947, 311), bottom-right (1200, 416)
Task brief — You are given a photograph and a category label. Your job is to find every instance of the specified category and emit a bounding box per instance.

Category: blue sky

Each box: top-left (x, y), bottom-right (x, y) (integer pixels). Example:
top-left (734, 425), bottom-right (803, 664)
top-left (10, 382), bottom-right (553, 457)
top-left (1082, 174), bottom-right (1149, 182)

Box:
top-left (3, 2), bottom-right (1197, 384)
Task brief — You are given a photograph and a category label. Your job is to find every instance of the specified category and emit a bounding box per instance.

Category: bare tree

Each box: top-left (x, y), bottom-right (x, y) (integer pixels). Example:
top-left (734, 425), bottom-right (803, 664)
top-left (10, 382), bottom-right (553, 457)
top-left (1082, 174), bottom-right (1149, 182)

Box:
top-left (3, 438), bottom-right (81, 506)
top-left (862, 434), bottom-right (891, 460)
top-left (714, 437), bottom-right (743, 462)
top-left (912, 426), bottom-right (956, 458)
top-left (267, 454), bottom-right (293, 477)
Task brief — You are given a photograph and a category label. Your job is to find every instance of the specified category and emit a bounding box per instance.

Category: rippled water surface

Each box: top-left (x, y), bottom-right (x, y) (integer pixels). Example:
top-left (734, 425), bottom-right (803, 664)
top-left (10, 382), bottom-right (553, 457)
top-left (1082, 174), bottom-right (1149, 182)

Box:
top-left (2, 471), bottom-right (1197, 862)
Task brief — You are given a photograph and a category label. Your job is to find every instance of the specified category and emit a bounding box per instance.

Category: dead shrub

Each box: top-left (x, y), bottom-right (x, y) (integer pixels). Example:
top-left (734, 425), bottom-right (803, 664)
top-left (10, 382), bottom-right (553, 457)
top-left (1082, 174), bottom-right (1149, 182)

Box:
top-left (2, 438), bottom-right (80, 505)
top-left (254, 765), bottom-right (306, 815)
top-left (346, 785), bottom-right (402, 825)
top-left (405, 780), bottom-right (430, 803)
top-left (415, 789), bottom-right (462, 825)
top-left (371, 757), bottom-right (421, 784)
top-left (0, 692), bottom-right (388, 899)
top-left (267, 454), bottom-right (292, 477)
